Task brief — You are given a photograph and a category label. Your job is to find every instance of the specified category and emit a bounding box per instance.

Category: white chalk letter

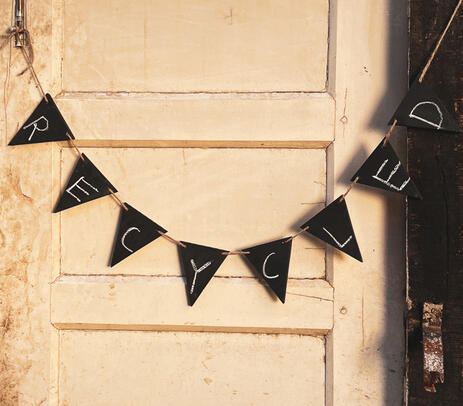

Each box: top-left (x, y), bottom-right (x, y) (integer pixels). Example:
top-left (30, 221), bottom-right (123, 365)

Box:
top-left (323, 227), bottom-right (352, 248)
top-left (190, 259), bottom-right (213, 294)
top-left (65, 176), bottom-right (99, 202)
top-left (23, 116), bottom-right (49, 141)
top-left (262, 252), bottom-right (279, 279)
top-left (372, 159), bottom-right (410, 191)
top-left (409, 101), bottom-right (443, 130)
top-left (121, 227), bottom-right (141, 253)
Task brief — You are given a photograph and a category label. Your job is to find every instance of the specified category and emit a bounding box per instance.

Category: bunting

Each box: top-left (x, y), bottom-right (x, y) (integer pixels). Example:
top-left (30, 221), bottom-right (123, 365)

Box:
top-left (390, 80), bottom-right (460, 133)
top-left (110, 203), bottom-right (167, 266)
top-left (243, 238), bottom-right (292, 303)
top-left (178, 242), bottom-right (227, 306)
top-left (4, 3), bottom-right (462, 305)
top-left (300, 197), bottom-right (362, 262)
top-left (54, 154), bottom-right (116, 213)
top-left (352, 138), bottom-right (422, 199)
top-left (8, 94), bottom-right (74, 145)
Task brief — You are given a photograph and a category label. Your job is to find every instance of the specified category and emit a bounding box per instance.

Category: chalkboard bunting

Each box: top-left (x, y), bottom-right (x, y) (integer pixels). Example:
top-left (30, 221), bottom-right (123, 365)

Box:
top-left (53, 153), bottom-right (117, 213)
top-left (110, 203), bottom-right (167, 266)
top-left (178, 241), bottom-right (227, 306)
top-left (300, 196), bottom-right (362, 262)
top-left (352, 137), bottom-right (422, 199)
top-left (8, 12), bottom-right (462, 306)
top-left (389, 80), bottom-right (460, 133)
top-left (8, 93), bottom-right (75, 145)
top-left (242, 238), bottom-right (292, 303)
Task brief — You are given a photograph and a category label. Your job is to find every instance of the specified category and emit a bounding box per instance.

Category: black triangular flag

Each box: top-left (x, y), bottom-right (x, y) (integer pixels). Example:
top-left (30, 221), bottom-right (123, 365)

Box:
top-left (110, 203), bottom-right (167, 266)
top-left (243, 238), bottom-right (292, 303)
top-left (389, 80), bottom-right (460, 132)
top-left (352, 138), bottom-right (422, 199)
top-left (54, 153), bottom-right (116, 213)
top-left (178, 242), bottom-right (227, 306)
top-left (9, 94), bottom-right (75, 145)
top-left (300, 197), bottom-right (362, 262)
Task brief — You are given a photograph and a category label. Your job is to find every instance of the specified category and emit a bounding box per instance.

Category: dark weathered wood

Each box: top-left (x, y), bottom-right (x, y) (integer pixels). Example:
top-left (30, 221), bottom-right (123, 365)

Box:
top-left (422, 303), bottom-right (444, 392)
top-left (407, 0), bottom-right (463, 404)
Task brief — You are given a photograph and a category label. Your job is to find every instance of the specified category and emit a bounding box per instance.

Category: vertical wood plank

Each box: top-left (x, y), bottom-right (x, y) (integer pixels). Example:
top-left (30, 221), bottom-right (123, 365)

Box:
top-left (329, 1), bottom-right (408, 405)
top-left (407, 0), bottom-right (463, 403)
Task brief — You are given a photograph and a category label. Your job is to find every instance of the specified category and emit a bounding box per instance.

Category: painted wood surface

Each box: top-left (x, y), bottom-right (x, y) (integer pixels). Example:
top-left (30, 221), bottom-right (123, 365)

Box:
top-left (57, 147), bottom-right (326, 278)
top-left (55, 94), bottom-right (335, 142)
top-left (51, 277), bottom-right (333, 334)
top-left (58, 331), bottom-right (325, 406)
top-left (60, 0), bottom-right (329, 92)
top-left (0, 0), bottom-right (408, 405)
top-left (407, 0), bottom-right (463, 404)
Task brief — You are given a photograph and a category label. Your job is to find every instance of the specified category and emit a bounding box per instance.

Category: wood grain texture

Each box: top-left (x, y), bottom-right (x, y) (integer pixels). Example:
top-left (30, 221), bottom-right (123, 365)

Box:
top-left (56, 140), bottom-right (332, 149)
top-left (407, 0), bottom-right (463, 403)
top-left (57, 147), bottom-right (327, 279)
top-left (54, 95), bottom-right (335, 142)
top-left (327, 1), bottom-right (409, 405)
top-left (51, 277), bottom-right (333, 334)
top-left (58, 330), bottom-right (325, 406)
top-left (60, 0), bottom-right (329, 92)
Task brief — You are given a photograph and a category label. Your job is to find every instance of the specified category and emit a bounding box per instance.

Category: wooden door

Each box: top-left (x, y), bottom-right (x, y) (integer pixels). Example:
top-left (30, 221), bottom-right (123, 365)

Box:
top-left (0, 1), bottom-right (407, 405)
top-left (407, 0), bottom-right (463, 402)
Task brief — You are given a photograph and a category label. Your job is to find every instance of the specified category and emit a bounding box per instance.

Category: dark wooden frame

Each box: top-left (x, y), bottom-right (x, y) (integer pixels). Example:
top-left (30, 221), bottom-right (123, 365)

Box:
top-left (407, 0), bottom-right (463, 403)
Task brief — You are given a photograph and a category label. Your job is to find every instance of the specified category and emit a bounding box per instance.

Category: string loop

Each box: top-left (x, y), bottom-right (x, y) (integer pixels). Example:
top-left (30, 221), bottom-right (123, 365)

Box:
top-left (4, 26), bottom-right (48, 102)
top-left (1, 26), bottom-right (23, 51)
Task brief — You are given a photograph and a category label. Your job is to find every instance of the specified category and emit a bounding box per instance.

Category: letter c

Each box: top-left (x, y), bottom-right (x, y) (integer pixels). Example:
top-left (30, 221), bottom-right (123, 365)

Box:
top-left (121, 227), bottom-right (141, 253)
top-left (263, 252), bottom-right (279, 279)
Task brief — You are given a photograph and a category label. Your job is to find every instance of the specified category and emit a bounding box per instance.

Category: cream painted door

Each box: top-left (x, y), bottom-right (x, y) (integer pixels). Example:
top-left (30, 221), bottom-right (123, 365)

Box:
top-left (0, 1), bottom-right (406, 405)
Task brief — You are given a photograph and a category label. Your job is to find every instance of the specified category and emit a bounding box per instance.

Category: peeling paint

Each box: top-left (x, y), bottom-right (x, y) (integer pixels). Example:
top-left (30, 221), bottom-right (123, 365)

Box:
top-left (423, 302), bottom-right (444, 392)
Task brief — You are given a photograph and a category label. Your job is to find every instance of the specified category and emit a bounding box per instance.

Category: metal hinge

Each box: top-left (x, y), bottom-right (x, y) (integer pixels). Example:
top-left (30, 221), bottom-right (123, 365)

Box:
top-left (14, 0), bottom-right (25, 47)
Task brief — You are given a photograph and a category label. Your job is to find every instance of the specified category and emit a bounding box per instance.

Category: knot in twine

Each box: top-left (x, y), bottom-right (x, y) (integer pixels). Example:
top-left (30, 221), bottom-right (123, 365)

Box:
top-left (2, 26), bottom-right (34, 76)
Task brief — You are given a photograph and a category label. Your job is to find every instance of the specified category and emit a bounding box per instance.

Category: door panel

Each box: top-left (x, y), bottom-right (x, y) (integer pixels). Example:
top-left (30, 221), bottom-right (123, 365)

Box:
top-left (48, 0), bottom-right (333, 402)
top-left (51, 277), bottom-right (333, 333)
top-left (0, 0), bottom-right (407, 405)
top-left (48, 1), bottom-right (333, 402)
top-left (56, 95), bottom-right (335, 142)
top-left (58, 147), bottom-right (326, 278)
top-left (58, 331), bottom-right (325, 406)
top-left (61, 0), bottom-right (329, 92)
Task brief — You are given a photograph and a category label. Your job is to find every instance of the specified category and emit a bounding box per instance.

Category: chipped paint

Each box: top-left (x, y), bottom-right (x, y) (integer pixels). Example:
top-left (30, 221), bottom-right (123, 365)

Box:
top-left (423, 302), bottom-right (444, 392)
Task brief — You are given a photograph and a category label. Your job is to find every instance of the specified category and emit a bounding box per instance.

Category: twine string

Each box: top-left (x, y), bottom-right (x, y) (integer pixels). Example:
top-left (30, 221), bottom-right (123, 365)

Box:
top-left (6, 18), bottom-right (452, 264)
top-left (108, 188), bottom-right (129, 211)
top-left (419, 0), bottom-right (463, 82)
top-left (222, 250), bottom-right (250, 256)
top-left (66, 132), bottom-right (85, 161)
top-left (0, 26), bottom-right (21, 51)
top-left (10, 27), bottom-right (47, 102)
top-left (383, 119), bottom-right (398, 147)
top-left (1, 27), bottom-right (35, 74)
top-left (157, 230), bottom-right (187, 248)
top-left (3, 26), bottom-right (12, 141)
top-left (340, 176), bottom-right (359, 202)
top-left (16, 28), bottom-right (34, 77)
top-left (283, 226), bottom-right (309, 244)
